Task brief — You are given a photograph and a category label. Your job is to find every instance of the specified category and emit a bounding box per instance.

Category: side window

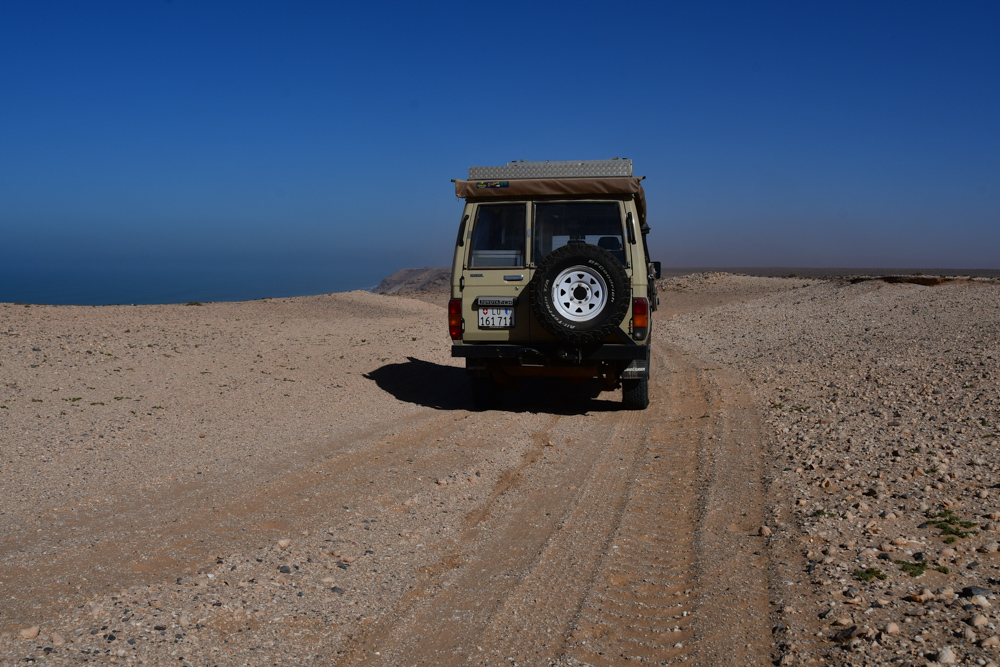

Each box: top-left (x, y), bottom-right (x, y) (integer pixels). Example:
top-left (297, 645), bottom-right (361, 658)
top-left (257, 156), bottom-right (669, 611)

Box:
top-left (533, 202), bottom-right (625, 265)
top-left (469, 203), bottom-right (526, 268)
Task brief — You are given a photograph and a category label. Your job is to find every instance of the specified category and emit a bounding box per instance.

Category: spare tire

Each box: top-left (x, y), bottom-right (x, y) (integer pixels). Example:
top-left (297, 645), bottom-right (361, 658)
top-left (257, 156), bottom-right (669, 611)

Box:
top-left (530, 243), bottom-right (630, 344)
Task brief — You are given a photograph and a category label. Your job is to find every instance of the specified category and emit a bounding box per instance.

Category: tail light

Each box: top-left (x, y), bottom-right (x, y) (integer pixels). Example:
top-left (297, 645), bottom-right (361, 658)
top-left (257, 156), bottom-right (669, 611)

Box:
top-left (632, 297), bottom-right (649, 341)
top-left (448, 298), bottom-right (463, 340)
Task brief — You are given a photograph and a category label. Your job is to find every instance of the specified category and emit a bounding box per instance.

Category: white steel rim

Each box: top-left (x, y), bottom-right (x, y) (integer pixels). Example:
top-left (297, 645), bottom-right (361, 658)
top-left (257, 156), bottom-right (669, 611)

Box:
top-left (552, 265), bottom-right (608, 322)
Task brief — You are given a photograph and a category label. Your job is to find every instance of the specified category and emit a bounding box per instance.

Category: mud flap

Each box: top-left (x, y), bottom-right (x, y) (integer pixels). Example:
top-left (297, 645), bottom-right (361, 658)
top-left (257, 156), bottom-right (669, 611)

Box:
top-left (620, 347), bottom-right (651, 380)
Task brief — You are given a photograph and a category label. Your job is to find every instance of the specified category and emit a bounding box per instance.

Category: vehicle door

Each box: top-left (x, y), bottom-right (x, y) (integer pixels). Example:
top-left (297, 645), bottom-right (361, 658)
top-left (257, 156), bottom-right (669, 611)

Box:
top-left (460, 201), bottom-right (531, 342)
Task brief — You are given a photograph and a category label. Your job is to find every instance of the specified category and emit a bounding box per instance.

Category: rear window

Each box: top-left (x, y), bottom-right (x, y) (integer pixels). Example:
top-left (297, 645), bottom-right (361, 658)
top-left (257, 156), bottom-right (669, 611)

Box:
top-left (533, 202), bottom-right (625, 265)
top-left (469, 203), bottom-right (526, 268)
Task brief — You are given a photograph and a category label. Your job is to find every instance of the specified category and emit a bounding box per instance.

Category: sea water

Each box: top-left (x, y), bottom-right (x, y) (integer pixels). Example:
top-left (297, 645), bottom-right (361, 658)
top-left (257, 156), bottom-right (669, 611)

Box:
top-left (0, 260), bottom-right (391, 306)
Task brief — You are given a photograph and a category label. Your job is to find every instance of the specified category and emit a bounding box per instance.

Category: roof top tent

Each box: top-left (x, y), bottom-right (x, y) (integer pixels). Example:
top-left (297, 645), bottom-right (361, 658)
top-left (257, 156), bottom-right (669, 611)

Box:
top-left (455, 159), bottom-right (647, 231)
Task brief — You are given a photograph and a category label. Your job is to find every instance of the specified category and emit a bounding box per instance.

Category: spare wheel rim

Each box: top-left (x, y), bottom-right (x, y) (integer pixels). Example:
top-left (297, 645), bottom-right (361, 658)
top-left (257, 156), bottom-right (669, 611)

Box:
top-left (551, 265), bottom-right (609, 322)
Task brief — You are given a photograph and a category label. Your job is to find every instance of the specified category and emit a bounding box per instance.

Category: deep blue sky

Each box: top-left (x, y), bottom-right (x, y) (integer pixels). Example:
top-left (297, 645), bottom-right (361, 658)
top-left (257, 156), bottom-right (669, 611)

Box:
top-left (3, 1), bottom-right (999, 300)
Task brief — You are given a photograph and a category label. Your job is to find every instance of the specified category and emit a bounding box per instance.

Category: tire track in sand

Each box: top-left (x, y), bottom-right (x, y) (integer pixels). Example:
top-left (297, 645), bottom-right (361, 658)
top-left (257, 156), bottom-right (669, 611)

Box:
top-left (335, 407), bottom-right (639, 665)
top-left (337, 337), bottom-right (773, 665)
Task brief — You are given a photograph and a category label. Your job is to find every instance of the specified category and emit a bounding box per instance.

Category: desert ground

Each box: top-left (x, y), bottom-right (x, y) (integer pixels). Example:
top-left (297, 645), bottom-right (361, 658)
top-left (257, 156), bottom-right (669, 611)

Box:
top-left (2, 273), bottom-right (999, 666)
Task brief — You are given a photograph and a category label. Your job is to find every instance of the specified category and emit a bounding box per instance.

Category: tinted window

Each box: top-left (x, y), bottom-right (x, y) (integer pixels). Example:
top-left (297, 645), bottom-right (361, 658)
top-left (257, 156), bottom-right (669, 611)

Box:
top-left (533, 202), bottom-right (625, 265)
top-left (469, 203), bottom-right (526, 268)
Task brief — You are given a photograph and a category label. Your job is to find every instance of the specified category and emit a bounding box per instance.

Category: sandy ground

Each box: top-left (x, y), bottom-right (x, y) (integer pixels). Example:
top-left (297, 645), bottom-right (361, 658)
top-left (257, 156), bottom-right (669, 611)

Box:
top-left (1, 274), bottom-right (998, 666)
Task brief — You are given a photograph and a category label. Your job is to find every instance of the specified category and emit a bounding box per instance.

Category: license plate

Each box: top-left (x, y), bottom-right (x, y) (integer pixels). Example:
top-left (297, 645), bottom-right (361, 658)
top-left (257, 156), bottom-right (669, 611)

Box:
top-left (478, 306), bottom-right (514, 329)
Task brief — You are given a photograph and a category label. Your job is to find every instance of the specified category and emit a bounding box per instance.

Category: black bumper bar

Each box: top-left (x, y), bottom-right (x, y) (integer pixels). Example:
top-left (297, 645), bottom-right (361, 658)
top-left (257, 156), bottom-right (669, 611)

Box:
top-left (452, 343), bottom-right (648, 362)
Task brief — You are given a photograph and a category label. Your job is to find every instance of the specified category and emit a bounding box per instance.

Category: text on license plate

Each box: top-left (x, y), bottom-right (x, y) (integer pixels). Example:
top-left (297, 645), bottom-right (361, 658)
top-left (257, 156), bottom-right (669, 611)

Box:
top-left (478, 307), bottom-right (514, 329)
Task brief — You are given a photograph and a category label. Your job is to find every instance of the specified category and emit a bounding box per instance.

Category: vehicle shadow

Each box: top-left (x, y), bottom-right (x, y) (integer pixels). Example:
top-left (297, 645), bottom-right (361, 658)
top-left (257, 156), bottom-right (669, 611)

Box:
top-left (365, 357), bottom-right (622, 414)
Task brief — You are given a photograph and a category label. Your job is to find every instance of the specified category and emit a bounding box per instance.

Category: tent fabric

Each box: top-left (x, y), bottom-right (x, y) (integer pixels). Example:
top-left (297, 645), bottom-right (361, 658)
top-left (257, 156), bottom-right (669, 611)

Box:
top-left (454, 177), bottom-right (647, 229)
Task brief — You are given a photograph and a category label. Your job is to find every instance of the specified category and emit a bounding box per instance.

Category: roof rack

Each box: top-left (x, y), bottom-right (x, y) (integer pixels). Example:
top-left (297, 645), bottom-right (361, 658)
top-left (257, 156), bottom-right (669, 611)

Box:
top-left (468, 158), bottom-right (632, 180)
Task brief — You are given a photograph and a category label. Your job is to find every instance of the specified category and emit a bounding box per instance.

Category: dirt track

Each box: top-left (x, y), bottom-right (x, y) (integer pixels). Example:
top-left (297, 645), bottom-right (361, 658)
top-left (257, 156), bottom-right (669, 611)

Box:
top-left (0, 288), bottom-right (778, 665)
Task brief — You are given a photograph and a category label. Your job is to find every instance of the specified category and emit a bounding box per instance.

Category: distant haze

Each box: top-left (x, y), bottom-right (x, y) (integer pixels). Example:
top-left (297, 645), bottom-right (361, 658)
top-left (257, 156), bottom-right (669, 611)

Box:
top-left (2, 2), bottom-right (999, 304)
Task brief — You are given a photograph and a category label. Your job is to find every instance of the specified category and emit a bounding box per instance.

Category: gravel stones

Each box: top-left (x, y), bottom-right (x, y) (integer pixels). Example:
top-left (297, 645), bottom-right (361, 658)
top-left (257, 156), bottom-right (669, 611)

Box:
top-left (662, 273), bottom-right (1000, 667)
top-left (963, 586), bottom-right (993, 598)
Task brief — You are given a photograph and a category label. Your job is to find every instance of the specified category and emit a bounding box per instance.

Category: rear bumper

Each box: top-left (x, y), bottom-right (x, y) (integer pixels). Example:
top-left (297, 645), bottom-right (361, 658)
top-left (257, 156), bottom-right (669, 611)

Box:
top-left (451, 343), bottom-right (649, 362)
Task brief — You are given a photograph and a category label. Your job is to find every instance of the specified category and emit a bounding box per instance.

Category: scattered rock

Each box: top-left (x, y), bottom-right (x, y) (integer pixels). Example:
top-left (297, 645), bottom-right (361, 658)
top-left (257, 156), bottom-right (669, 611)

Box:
top-left (935, 646), bottom-right (958, 664)
top-left (831, 625), bottom-right (863, 642)
top-left (759, 526), bottom-right (772, 537)
top-left (19, 626), bottom-right (39, 640)
top-left (277, 538), bottom-right (292, 549)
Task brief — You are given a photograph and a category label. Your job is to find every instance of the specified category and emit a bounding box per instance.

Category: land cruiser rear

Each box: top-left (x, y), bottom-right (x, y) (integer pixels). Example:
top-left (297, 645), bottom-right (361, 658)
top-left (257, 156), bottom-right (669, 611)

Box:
top-left (449, 159), bottom-right (659, 410)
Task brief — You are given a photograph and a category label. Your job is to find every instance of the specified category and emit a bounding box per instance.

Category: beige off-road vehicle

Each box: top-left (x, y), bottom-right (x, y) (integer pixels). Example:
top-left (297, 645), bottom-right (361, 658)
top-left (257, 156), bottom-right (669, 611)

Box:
top-left (448, 159), bottom-right (659, 410)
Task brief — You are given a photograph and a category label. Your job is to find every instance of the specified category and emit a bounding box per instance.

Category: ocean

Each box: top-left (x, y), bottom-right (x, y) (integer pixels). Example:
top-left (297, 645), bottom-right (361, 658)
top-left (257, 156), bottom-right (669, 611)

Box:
top-left (0, 261), bottom-right (389, 306)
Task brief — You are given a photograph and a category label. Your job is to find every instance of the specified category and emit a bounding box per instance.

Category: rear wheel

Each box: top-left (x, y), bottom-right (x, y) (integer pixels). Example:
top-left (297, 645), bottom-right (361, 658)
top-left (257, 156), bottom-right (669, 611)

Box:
top-left (470, 376), bottom-right (503, 410)
top-left (621, 378), bottom-right (649, 410)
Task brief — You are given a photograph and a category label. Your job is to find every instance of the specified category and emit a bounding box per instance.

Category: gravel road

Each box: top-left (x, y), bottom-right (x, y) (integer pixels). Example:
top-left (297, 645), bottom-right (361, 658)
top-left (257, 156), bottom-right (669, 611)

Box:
top-left (2, 273), bottom-right (998, 666)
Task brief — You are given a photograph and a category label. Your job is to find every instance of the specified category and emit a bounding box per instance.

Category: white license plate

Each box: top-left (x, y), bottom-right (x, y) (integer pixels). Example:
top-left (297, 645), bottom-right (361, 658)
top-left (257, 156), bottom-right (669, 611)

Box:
top-left (478, 306), bottom-right (514, 329)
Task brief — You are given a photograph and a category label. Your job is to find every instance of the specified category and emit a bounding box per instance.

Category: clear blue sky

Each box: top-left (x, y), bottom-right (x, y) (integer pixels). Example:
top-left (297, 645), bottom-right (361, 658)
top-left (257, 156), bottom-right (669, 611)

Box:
top-left (2, 0), bottom-right (999, 289)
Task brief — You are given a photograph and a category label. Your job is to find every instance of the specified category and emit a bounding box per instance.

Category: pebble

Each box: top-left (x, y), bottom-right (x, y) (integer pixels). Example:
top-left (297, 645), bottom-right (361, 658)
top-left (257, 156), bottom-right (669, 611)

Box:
top-left (935, 645), bottom-right (958, 664)
top-left (758, 526), bottom-right (772, 537)
top-left (885, 622), bottom-right (901, 634)
top-left (277, 538), bottom-right (292, 549)
top-left (831, 625), bottom-right (863, 642)
top-left (972, 614), bottom-right (990, 628)
top-left (963, 586), bottom-right (992, 598)
top-left (19, 626), bottom-right (39, 640)
top-left (982, 636), bottom-right (1000, 648)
